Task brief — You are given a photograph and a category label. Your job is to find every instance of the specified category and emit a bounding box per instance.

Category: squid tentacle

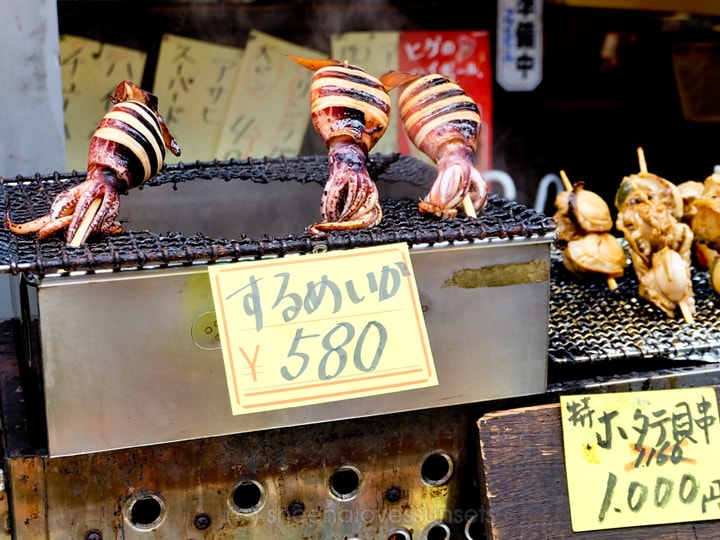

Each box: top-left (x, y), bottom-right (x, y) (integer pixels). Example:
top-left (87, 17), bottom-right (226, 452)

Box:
top-left (4, 80), bottom-right (179, 245)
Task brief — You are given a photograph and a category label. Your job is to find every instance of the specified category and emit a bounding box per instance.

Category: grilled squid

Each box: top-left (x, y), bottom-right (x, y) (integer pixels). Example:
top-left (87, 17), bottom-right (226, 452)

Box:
top-left (381, 71), bottom-right (488, 218)
top-left (289, 56), bottom-right (394, 236)
top-left (5, 80), bottom-right (180, 246)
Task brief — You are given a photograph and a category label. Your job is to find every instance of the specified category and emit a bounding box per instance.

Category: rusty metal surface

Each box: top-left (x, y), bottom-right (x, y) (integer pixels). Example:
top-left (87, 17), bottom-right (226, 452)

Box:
top-left (0, 471), bottom-right (10, 540)
top-left (6, 409), bottom-right (482, 539)
top-left (0, 154), bottom-right (555, 276)
top-left (4, 318), bottom-right (720, 539)
top-left (0, 314), bottom-right (486, 540)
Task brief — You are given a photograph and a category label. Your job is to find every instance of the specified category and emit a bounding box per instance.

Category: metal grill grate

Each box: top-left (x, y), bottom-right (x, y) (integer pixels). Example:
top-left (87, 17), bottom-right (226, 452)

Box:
top-left (549, 250), bottom-right (720, 366)
top-left (0, 154), bottom-right (555, 276)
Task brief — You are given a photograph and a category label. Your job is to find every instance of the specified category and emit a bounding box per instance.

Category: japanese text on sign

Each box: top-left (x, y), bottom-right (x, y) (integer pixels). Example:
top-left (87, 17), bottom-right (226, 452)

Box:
top-left (153, 34), bottom-right (244, 163)
top-left (398, 30), bottom-right (493, 171)
top-left (560, 388), bottom-right (720, 532)
top-left (331, 31), bottom-right (400, 156)
top-left (215, 30), bottom-right (325, 160)
top-left (60, 35), bottom-right (146, 171)
top-left (496, 0), bottom-right (543, 91)
top-left (207, 243), bottom-right (437, 415)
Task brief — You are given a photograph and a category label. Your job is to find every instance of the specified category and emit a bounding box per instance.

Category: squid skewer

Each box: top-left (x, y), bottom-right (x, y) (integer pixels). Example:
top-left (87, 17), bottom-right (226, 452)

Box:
top-left (289, 56), bottom-right (396, 236)
top-left (380, 71), bottom-right (488, 219)
top-left (5, 80), bottom-right (180, 246)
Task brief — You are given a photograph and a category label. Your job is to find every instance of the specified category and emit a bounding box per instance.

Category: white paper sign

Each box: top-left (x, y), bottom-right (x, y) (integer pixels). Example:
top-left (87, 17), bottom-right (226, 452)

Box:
top-left (496, 0), bottom-right (543, 91)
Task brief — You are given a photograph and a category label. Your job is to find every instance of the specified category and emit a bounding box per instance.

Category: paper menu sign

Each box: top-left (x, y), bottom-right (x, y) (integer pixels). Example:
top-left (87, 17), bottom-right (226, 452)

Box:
top-left (215, 30), bottom-right (326, 160)
top-left (207, 243), bottom-right (438, 415)
top-left (560, 388), bottom-right (720, 532)
top-left (153, 34), bottom-right (244, 164)
top-left (331, 31), bottom-right (401, 156)
top-left (398, 30), bottom-right (493, 171)
top-left (60, 35), bottom-right (147, 172)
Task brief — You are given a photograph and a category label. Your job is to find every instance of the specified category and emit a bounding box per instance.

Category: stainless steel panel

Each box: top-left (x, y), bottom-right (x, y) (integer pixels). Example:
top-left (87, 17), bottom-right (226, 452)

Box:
top-left (36, 238), bottom-right (550, 456)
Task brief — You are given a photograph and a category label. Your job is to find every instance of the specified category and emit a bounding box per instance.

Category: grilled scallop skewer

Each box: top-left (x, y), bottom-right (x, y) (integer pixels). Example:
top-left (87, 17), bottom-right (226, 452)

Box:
top-left (5, 80), bottom-right (180, 246)
top-left (381, 71), bottom-right (488, 219)
top-left (289, 56), bottom-right (394, 236)
top-left (553, 170), bottom-right (626, 290)
top-left (615, 147), bottom-right (694, 324)
top-left (635, 247), bottom-right (695, 323)
top-left (554, 170), bottom-right (614, 241)
top-left (681, 166), bottom-right (720, 295)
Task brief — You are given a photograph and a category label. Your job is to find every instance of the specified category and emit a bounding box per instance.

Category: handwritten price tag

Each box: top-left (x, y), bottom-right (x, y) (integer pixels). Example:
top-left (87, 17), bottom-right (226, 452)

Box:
top-left (207, 243), bottom-right (437, 415)
top-left (560, 388), bottom-right (720, 532)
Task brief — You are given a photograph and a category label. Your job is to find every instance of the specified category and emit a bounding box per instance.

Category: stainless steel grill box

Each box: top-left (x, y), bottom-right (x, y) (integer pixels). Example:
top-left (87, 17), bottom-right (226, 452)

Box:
top-left (0, 154), bottom-right (556, 456)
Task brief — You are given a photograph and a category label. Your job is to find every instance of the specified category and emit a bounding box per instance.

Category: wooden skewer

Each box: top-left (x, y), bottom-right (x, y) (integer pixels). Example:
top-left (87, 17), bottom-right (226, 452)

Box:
top-left (559, 169), bottom-right (573, 192)
top-left (637, 147), bottom-right (648, 175)
top-left (68, 198), bottom-right (102, 247)
top-left (606, 277), bottom-right (618, 290)
top-left (462, 194), bottom-right (477, 218)
top-left (679, 299), bottom-right (694, 326)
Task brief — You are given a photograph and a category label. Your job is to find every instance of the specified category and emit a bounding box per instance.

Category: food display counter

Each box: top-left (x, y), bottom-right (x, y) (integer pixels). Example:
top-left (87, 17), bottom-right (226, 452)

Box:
top-left (0, 1), bottom-right (719, 539)
top-left (0, 154), bottom-right (719, 538)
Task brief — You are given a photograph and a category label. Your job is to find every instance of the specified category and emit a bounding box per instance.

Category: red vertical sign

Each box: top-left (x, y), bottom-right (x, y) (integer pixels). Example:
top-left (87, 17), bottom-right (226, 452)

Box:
top-left (397, 30), bottom-right (493, 171)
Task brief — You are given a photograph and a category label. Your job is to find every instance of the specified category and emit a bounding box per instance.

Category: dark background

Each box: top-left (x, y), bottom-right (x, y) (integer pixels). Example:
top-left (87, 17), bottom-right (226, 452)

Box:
top-left (56, 0), bottom-right (720, 212)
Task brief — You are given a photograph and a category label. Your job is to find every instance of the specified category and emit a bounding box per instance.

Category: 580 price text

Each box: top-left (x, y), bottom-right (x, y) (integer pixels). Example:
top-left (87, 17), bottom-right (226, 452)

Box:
top-left (282, 321), bottom-right (387, 381)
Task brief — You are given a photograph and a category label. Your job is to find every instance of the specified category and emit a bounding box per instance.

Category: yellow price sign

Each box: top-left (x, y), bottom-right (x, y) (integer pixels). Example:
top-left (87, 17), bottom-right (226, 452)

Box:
top-left (207, 243), bottom-right (437, 415)
top-left (560, 388), bottom-right (720, 532)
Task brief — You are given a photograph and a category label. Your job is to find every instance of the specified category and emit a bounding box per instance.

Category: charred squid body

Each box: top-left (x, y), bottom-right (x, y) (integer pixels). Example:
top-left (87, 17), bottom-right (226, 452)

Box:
top-left (382, 71), bottom-right (488, 218)
top-left (5, 80), bottom-right (180, 245)
top-left (289, 56), bottom-right (392, 236)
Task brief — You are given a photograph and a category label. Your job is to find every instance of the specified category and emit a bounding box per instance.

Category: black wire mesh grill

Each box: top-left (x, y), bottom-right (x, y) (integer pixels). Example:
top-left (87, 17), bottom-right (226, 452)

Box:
top-left (0, 154), bottom-right (555, 276)
top-left (549, 249), bottom-right (720, 367)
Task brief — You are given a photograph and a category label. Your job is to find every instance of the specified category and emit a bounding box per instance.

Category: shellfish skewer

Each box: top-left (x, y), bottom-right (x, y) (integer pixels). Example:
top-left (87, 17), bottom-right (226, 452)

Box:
top-left (637, 146), bottom-right (648, 175)
top-left (680, 300), bottom-right (694, 325)
top-left (559, 169), bottom-right (573, 192)
top-left (558, 169), bottom-right (618, 290)
top-left (639, 148), bottom-right (693, 323)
